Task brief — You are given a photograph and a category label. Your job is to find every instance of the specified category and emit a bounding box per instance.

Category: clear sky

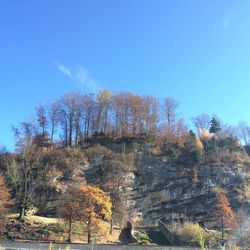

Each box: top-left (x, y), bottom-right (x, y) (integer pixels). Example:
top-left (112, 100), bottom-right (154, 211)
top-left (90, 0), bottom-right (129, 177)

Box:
top-left (1, 0), bottom-right (250, 150)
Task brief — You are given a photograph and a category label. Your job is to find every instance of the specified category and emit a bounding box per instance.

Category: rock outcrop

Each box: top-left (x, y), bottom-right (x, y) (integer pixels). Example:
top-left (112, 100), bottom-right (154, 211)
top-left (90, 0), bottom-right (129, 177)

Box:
top-left (129, 144), bottom-right (250, 227)
top-left (119, 221), bottom-right (138, 244)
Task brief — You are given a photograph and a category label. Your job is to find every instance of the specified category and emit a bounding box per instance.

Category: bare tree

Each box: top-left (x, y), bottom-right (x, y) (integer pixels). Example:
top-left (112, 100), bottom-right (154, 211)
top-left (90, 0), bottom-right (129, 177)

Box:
top-left (36, 104), bottom-right (48, 136)
top-left (162, 97), bottom-right (180, 141)
top-left (96, 89), bottom-right (112, 135)
top-left (144, 96), bottom-right (159, 138)
top-left (129, 95), bottom-right (146, 136)
top-left (238, 121), bottom-right (250, 145)
top-left (81, 94), bottom-right (95, 141)
top-left (111, 93), bottom-right (131, 137)
top-left (192, 113), bottom-right (211, 136)
top-left (59, 93), bottom-right (82, 147)
top-left (73, 96), bottom-right (83, 147)
top-left (47, 101), bottom-right (60, 144)
top-left (7, 124), bottom-right (50, 220)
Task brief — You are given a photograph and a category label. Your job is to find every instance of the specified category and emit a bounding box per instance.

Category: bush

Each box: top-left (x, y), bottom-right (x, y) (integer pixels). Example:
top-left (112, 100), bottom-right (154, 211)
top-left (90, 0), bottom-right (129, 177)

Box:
top-left (174, 222), bottom-right (220, 248)
top-left (42, 148), bottom-right (86, 179)
top-left (134, 230), bottom-right (153, 245)
top-left (134, 230), bottom-right (150, 242)
top-left (175, 222), bottom-right (204, 244)
top-left (85, 144), bottom-right (112, 159)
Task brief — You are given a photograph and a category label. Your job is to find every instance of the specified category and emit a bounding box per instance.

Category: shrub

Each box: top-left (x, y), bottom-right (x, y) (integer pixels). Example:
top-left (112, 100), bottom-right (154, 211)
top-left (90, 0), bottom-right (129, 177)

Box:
top-left (85, 144), bottom-right (112, 159)
top-left (134, 230), bottom-right (153, 245)
top-left (134, 230), bottom-right (150, 242)
top-left (42, 148), bottom-right (86, 179)
top-left (175, 222), bottom-right (204, 244)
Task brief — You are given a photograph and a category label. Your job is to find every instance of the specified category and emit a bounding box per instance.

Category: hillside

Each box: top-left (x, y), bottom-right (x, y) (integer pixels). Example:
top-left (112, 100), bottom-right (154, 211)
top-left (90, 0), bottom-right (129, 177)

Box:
top-left (2, 132), bottom-right (250, 245)
top-left (1, 91), bottom-right (250, 247)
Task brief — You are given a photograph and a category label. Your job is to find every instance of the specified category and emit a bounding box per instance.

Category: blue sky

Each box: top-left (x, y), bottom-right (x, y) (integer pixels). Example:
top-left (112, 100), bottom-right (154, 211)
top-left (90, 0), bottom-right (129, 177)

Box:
top-left (1, 1), bottom-right (250, 150)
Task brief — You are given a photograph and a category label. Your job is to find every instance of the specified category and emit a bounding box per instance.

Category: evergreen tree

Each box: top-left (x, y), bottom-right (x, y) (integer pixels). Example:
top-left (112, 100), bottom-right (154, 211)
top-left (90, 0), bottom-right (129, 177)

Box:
top-left (209, 117), bottom-right (221, 134)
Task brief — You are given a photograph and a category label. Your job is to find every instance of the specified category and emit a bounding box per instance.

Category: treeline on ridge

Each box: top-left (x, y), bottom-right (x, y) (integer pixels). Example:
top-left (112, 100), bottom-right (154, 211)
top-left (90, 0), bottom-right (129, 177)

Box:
top-left (13, 89), bottom-right (250, 149)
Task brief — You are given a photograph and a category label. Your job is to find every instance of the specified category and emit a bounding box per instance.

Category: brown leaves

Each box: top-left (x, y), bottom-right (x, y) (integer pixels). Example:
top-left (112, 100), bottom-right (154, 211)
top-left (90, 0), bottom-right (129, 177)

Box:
top-left (60, 186), bottom-right (111, 224)
top-left (59, 185), bottom-right (112, 242)
top-left (215, 193), bottom-right (237, 229)
top-left (76, 185), bottom-right (112, 222)
top-left (0, 174), bottom-right (12, 229)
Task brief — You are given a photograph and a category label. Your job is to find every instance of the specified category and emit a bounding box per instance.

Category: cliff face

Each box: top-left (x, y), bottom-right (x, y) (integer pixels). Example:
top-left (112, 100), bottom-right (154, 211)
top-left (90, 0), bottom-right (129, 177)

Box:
top-left (35, 138), bottom-right (250, 228)
top-left (129, 144), bottom-right (250, 227)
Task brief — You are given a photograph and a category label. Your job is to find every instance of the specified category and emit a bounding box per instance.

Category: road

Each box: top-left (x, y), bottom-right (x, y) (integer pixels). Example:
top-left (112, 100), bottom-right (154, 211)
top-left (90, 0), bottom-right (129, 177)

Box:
top-left (0, 241), bottom-right (198, 250)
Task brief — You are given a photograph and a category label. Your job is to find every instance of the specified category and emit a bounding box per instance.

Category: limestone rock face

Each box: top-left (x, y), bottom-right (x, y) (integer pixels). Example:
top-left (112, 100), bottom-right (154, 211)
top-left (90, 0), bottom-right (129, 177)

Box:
top-left (38, 142), bottom-right (250, 227)
top-left (129, 146), bottom-right (250, 226)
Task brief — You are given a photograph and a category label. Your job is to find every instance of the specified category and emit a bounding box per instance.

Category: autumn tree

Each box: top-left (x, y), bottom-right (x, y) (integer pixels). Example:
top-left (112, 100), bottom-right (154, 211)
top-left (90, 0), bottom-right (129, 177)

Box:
top-left (11, 91), bottom-right (197, 146)
top-left (0, 174), bottom-right (12, 231)
top-left (127, 95), bottom-right (144, 136)
top-left (112, 93), bottom-right (130, 137)
top-left (214, 193), bottom-right (236, 240)
top-left (14, 91), bottom-right (194, 144)
top-left (58, 186), bottom-right (81, 243)
top-left (79, 186), bottom-right (111, 243)
top-left (95, 89), bottom-right (112, 135)
top-left (60, 185), bottom-right (111, 243)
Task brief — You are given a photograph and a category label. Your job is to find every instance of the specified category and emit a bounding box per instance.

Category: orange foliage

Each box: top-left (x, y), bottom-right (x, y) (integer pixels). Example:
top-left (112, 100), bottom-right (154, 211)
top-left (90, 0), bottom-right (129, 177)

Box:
top-left (216, 194), bottom-right (235, 220)
top-left (0, 174), bottom-right (12, 230)
top-left (215, 193), bottom-right (236, 239)
top-left (76, 185), bottom-right (112, 222)
top-left (60, 185), bottom-right (111, 243)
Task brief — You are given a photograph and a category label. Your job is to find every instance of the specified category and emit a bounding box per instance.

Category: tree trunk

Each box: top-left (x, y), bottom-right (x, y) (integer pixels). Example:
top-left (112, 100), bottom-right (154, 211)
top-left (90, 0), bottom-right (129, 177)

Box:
top-left (87, 225), bottom-right (91, 244)
top-left (68, 218), bottom-right (72, 243)
top-left (110, 218), bottom-right (113, 235)
top-left (18, 204), bottom-right (25, 221)
top-left (221, 218), bottom-right (224, 240)
top-left (50, 124), bottom-right (54, 144)
top-left (69, 118), bottom-right (73, 147)
top-left (87, 216), bottom-right (92, 243)
top-left (65, 122), bottom-right (68, 147)
top-left (19, 171), bottom-right (28, 221)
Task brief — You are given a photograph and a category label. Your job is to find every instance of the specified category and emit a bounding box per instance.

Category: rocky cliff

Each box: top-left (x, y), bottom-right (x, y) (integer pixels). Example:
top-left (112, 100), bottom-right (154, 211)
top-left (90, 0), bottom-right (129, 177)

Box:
top-left (129, 142), bottom-right (250, 227)
top-left (32, 135), bottom-right (250, 229)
